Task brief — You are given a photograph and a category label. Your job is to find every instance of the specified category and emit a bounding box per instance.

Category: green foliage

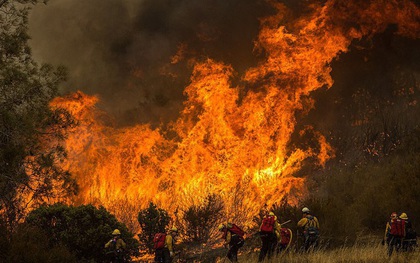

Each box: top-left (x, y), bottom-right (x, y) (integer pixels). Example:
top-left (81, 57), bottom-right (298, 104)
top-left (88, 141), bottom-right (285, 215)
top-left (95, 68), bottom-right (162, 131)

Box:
top-left (0, 0), bottom-right (77, 229)
top-left (181, 194), bottom-right (224, 243)
top-left (137, 202), bottom-right (171, 253)
top-left (26, 203), bottom-right (139, 262)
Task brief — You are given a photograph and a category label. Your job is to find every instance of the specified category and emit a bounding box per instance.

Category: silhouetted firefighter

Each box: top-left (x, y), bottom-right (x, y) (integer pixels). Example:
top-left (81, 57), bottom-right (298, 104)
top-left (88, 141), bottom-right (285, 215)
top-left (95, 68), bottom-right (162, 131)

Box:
top-left (218, 223), bottom-right (245, 262)
top-left (400, 212), bottom-right (418, 252)
top-left (258, 212), bottom-right (281, 261)
top-left (104, 229), bottom-right (127, 263)
top-left (154, 227), bottom-right (179, 263)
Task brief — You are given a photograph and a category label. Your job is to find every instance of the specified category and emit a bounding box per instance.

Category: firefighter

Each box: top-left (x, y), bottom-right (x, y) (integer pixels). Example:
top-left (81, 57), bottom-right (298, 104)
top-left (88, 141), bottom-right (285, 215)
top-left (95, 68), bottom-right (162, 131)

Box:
top-left (218, 223), bottom-right (245, 262)
top-left (258, 212), bottom-right (281, 262)
top-left (297, 207), bottom-right (319, 252)
top-left (400, 213), bottom-right (417, 252)
top-left (155, 227), bottom-right (178, 263)
top-left (383, 212), bottom-right (395, 246)
top-left (105, 229), bottom-right (127, 263)
top-left (384, 212), bottom-right (405, 256)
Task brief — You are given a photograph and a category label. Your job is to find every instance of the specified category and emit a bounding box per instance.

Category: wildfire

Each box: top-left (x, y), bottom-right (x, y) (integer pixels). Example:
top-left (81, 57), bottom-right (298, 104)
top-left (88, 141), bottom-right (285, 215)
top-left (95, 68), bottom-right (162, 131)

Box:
top-left (49, 0), bottom-right (419, 227)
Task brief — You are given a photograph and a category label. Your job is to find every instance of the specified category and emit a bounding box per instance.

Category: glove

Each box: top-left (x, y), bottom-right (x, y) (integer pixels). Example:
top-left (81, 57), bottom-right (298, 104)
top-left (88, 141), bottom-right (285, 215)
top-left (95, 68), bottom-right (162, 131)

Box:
top-left (170, 252), bottom-right (174, 257)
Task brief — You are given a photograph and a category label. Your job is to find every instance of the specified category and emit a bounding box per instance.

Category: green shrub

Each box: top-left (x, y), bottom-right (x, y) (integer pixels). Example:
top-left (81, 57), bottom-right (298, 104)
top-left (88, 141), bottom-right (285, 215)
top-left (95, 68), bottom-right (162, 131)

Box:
top-left (26, 203), bottom-right (139, 262)
top-left (137, 202), bottom-right (171, 253)
top-left (7, 224), bottom-right (77, 263)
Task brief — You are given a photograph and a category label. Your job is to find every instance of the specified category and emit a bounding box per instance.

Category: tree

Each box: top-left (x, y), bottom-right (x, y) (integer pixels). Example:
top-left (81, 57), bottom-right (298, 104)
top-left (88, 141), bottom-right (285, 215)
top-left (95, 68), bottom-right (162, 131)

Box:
top-left (26, 203), bottom-right (140, 262)
top-left (0, 0), bottom-right (77, 230)
top-left (137, 202), bottom-right (171, 253)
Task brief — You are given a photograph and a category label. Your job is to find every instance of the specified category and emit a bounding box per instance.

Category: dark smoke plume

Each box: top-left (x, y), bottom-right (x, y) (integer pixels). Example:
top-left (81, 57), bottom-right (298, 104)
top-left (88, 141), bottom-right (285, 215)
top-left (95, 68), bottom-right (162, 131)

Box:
top-left (29, 0), bottom-right (419, 131)
top-left (29, 0), bottom-right (283, 125)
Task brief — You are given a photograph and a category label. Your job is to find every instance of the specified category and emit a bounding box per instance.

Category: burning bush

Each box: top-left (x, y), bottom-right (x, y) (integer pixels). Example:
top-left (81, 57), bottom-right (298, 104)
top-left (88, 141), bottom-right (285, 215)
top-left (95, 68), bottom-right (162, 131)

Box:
top-left (180, 194), bottom-right (224, 243)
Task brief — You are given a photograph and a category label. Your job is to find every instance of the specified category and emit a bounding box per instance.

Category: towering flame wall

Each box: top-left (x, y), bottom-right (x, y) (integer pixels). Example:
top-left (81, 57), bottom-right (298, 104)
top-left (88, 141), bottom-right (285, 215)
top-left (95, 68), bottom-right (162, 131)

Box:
top-left (51, 0), bottom-right (419, 226)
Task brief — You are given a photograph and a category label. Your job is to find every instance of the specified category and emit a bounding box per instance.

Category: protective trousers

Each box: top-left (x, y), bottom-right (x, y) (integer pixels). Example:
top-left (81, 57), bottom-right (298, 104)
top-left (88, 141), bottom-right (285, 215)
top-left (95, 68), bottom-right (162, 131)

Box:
top-left (258, 232), bottom-right (277, 262)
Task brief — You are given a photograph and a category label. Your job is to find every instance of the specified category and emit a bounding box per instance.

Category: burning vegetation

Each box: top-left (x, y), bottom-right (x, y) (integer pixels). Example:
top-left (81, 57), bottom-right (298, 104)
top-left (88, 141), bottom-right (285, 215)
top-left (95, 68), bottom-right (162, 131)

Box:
top-left (1, 0), bottom-right (419, 262)
top-left (47, 0), bottom-right (419, 228)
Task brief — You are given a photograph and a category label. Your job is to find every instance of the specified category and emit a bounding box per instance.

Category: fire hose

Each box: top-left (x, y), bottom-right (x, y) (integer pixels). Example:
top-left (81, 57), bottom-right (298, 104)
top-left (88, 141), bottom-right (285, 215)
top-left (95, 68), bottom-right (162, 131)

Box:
top-left (280, 220), bottom-right (292, 225)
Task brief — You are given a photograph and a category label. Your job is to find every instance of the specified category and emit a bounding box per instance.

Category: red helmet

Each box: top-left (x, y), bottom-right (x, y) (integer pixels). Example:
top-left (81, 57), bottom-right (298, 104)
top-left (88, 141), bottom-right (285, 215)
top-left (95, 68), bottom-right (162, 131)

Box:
top-left (390, 212), bottom-right (397, 218)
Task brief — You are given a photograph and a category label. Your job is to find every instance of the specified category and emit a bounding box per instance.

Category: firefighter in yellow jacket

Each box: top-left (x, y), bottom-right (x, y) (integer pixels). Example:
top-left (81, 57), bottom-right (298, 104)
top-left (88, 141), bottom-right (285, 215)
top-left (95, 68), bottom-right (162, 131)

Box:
top-left (297, 207), bottom-right (319, 251)
top-left (383, 212), bottom-right (397, 246)
top-left (105, 229), bottom-right (127, 262)
top-left (155, 227), bottom-right (178, 263)
top-left (400, 212), bottom-right (417, 251)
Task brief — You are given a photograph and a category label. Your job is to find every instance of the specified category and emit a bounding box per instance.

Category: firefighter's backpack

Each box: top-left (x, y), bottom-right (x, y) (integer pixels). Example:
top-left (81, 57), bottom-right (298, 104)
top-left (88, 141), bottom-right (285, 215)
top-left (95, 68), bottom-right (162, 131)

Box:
top-left (261, 216), bottom-right (276, 233)
top-left (153, 233), bottom-right (166, 249)
top-left (305, 216), bottom-right (319, 237)
top-left (280, 228), bottom-right (292, 245)
top-left (390, 218), bottom-right (405, 237)
top-left (229, 223), bottom-right (245, 237)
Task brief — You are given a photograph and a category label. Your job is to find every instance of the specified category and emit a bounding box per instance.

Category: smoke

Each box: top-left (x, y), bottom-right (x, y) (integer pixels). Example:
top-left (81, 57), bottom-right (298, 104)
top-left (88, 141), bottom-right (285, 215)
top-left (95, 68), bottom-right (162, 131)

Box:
top-left (29, 0), bottom-right (291, 125)
top-left (29, 0), bottom-right (419, 150)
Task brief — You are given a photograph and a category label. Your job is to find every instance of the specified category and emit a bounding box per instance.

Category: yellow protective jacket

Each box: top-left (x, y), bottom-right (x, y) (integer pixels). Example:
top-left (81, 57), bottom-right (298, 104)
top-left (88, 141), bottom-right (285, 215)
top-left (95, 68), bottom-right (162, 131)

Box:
top-left (297, 215), bottom-right (319, 231)
top-left (259, 215), bottom-right (282, 239)
top-left (105, 237), bottom-right (126, 250)
top-left (224, 230), bottom-right (232, 246)
top-left (274, 222), bottom-right (282, 240)
top-left (384, 221), bottom-right (391, 241)
top-left (165, 234), bottom-right (175, 253)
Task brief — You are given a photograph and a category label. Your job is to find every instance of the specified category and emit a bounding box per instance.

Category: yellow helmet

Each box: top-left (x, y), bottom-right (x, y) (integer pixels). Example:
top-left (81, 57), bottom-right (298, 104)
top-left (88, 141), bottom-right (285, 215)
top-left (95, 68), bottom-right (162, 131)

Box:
top-left (269, 212), bottom-right (275, 216)
top-left (170, 227), bottom-right (178, 233)
top-left (112, 229), bottom-right (121, 236)
top-left (218, 224), bottom-right (226, 231)
top-left (400, 213), bottom-right (408, 220)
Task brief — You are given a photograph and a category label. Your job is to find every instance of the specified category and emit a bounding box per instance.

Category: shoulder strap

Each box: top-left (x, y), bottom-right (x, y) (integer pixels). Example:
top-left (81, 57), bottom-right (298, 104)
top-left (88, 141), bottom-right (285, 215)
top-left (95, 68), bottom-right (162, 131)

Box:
top-left (306, 216), bottom-right (317, 229)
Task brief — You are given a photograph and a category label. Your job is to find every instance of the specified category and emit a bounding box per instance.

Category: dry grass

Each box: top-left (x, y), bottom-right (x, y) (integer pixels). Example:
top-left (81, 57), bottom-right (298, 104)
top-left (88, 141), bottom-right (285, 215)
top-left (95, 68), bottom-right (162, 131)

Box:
top-left (133, 238), bottom-right (419, 262)
top-left (229, 244), bottom-right (419, 263)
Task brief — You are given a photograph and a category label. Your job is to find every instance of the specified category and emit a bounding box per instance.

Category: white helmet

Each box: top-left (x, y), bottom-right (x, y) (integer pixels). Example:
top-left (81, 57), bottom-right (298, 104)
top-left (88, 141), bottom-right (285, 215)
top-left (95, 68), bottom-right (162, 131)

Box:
top-left (302, 207), bottom-right (310, 213)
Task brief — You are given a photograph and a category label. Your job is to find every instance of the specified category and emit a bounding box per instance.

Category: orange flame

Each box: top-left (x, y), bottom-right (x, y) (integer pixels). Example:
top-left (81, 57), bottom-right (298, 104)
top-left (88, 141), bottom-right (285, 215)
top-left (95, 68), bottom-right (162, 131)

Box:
top-left (49, 0), bottom-right (419, 227)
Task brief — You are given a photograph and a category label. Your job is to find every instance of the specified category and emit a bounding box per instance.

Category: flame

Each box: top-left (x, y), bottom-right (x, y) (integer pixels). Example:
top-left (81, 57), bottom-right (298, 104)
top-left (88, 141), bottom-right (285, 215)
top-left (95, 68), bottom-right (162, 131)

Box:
top-left (49, 0), bottom-right (419, 227)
